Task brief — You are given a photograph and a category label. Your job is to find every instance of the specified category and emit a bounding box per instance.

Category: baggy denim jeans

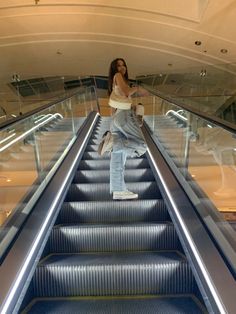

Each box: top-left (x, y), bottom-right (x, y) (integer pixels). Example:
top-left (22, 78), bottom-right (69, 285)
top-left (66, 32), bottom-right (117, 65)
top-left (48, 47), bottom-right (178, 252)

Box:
top-left (110, 109), bottom-right (147, 192)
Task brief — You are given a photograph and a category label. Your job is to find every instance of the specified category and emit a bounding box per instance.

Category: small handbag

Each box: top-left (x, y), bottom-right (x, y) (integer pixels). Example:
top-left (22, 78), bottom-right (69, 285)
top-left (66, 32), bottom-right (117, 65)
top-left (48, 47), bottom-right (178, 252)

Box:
top-left (109, 90), bottom-right (132, 110)
top-left (135, 103), bottom-right (144, 126)
top-left (135, 103), bottom-right (144, 116)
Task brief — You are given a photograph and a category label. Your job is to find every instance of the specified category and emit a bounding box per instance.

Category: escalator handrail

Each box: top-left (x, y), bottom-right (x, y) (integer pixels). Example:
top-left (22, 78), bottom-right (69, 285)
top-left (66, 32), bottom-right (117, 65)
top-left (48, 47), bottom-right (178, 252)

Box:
top-left (0, 113), bottom-right (63, 152)
top-left (0, 85), bottom-right (95, 130)
top-left (166, 109), bottom-right (188, 122)
top-left (141, 83), bottom-right (236, 134)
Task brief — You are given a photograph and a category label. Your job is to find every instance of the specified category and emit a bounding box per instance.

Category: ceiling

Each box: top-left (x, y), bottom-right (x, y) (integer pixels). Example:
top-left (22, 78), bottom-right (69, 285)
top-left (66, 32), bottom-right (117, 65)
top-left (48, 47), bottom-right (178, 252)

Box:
top-left (0, 0), bottom-right (236, 84)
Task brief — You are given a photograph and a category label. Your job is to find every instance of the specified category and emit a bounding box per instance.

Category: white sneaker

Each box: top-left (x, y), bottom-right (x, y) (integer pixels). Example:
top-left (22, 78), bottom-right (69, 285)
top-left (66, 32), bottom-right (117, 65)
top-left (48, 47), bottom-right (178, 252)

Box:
top-left (98, 131), bottom-right (113, 156)
top-left (113, 190), bottom-right (138, 200)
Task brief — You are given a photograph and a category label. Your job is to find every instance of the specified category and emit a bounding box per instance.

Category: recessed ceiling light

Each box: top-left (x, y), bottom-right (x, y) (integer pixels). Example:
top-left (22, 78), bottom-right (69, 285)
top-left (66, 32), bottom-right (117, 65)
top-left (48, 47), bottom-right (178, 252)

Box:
top-left (220, 49), bottom-right (228, 54)
top-left (195, 41), bottom-right (202, 46)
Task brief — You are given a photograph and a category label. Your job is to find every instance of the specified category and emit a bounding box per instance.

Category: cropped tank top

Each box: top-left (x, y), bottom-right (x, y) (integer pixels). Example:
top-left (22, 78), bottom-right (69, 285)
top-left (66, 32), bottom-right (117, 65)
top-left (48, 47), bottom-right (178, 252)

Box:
top-left (108, 75), bottom-right (132, 110)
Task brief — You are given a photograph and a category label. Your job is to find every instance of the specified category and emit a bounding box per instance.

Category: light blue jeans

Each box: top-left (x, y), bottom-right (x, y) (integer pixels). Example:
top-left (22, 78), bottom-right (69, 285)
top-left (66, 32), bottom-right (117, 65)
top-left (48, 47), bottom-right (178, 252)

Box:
top-left (110, 109), bottom-right (147, 193)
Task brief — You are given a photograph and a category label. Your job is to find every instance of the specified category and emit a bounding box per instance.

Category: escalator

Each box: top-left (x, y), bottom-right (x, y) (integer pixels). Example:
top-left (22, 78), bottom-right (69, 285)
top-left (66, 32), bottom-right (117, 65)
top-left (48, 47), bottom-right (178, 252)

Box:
top-left (19, 116), bottom-right (207, 313)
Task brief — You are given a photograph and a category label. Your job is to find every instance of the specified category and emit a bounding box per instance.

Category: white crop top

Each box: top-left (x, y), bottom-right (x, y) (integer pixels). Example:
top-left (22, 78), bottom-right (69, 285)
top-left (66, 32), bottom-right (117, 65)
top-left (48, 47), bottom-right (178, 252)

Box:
top-left (108, 76), bottom-right (132, 110)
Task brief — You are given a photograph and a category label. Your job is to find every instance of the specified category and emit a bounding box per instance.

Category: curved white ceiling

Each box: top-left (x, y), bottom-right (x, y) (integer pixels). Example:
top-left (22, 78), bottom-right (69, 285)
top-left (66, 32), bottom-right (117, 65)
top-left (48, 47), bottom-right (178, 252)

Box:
top-left (0, 0), bottom-right (235, 82)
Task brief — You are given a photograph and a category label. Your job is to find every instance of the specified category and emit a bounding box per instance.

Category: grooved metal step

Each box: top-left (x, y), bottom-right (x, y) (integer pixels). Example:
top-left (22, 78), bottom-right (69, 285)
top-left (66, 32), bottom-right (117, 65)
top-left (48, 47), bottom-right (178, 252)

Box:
top-left (66, 182), bottom-right (161, 201)
top-left (49, 223), bottom-right (180, 253)
top-left (78, 158), bottom-right (150, 170)
top-left (34, 252), bottom-right (194, 297)
top-left (73, 168), bottom-right (154, 183)
top-left (23, 295), bottom-right (205, 314)
top-left (58, 199), bottom-right (169, 223)
top-left (85, 144), bottom-right (101, 151)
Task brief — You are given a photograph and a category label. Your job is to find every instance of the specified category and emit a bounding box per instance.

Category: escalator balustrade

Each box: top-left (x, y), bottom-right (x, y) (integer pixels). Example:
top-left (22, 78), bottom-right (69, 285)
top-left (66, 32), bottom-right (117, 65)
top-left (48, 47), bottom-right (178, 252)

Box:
top-left (21, 117), bottom-right (206, 313)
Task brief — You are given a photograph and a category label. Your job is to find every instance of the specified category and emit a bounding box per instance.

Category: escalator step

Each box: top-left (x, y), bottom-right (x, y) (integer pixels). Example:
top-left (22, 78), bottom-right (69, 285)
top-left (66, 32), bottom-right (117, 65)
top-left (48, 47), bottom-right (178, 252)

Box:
top-left (58, 199), bottom-right (169, 223)
top-left (49, 223), bottom-right (180, 253)
top-left (24, 295), bottom-right (205, 314)
top-left (85, 144), bottom-right (101, 151)
top-left (33, 251), bottom-right (194, 297)
top-left (66, 182), bottom-right (162, 201)
top-left (78, 158), bottom-right (149, 170)
top-left (81, 151), bottom-right (110, 160)
top-left (82, 151), bottom-right (148, 160)
top-left (73, 168), bottom-right (155, 183)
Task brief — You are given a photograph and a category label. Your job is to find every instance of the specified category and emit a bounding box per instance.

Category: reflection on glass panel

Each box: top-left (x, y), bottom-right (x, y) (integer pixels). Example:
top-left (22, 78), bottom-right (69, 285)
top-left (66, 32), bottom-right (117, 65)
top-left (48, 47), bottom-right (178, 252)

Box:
top-left (189, 121), bottom-right (236, 216)
top-left (137, 63), bottom-right (236, 125)
top-left (143, 94), bottom-right (236, 274)
top-left (0, 86), bottom-right (98, 257)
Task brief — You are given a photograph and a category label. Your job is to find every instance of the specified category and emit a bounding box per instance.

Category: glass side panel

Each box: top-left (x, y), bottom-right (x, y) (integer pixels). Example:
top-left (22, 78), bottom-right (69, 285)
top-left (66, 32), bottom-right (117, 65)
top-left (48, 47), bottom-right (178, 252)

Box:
top-left (0, 75), bottom-right (97, 124)
top-left (0, 86), bottom-right (98, 258)
top-left (137, 62), bottom-right (236, 125)
top-left (140, 93), bottom-right (236, 275)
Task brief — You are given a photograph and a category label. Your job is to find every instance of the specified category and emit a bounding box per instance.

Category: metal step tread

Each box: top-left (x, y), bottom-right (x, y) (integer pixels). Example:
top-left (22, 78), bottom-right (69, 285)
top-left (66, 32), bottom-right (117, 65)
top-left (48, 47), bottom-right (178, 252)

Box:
top-left (58, 199), bottom-right (169, 223)
top-left (34, 251), bottom-right (194, 296)
top-left (23, 295), bottom-right (205, 314)
top-left (49, 222), bottom-right (179, 253)
top-left (39, 251), bottom-right (187, 266)
top-left (54, 221), bottom-right (173, 228)
top-left (85, 144), bottom-right (101, 151)
top-left (74, 168), bottom-right (154, 182)
top-left (82, 151), bottom-right (147, 160)
top-left (66, 182), bottom-right (162, 201)
top-left (78, 158), bottom-right (149, 170)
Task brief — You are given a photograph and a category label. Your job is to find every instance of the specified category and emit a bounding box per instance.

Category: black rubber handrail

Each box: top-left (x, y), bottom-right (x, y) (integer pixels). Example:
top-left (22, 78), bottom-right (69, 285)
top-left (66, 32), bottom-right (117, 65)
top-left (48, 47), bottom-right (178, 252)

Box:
top-left (0, 86), bottom-right (89, 130)
top-left (141, 83), bottom-right (236, 134)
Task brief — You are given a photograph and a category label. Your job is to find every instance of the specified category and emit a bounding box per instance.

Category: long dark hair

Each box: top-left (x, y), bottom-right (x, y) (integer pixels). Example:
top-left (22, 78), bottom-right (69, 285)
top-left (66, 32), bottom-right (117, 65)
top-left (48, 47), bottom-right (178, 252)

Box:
top-left (108, 58), bottom-right (129, 95)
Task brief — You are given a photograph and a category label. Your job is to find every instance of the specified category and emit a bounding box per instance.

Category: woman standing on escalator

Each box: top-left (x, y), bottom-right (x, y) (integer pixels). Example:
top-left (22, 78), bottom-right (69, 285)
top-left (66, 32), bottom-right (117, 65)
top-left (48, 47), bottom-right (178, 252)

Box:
top-left (99, 58), bottom-right (147, 200)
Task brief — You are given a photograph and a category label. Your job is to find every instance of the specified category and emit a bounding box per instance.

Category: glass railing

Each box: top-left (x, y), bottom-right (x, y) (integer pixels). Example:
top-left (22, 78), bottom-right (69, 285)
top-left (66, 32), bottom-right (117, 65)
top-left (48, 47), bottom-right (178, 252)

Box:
top-left (135, 91), bottom-right (236, 275)
top-left (0, 75), bottom-right (97, 124)
top-left (0, 86), bottom-right (98, 258)
top-left (137, 62), bottom-right (236, 125)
